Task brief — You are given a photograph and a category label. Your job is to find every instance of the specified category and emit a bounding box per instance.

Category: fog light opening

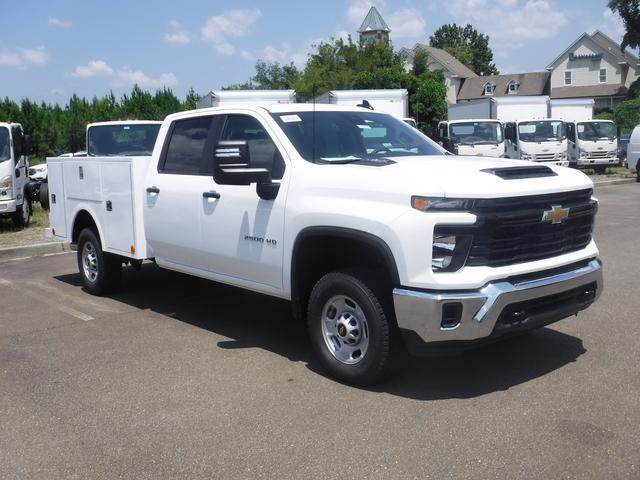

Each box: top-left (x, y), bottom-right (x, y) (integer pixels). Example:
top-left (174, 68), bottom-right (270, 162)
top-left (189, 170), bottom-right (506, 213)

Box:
top-left (441, 302), bottom-right (463, 329)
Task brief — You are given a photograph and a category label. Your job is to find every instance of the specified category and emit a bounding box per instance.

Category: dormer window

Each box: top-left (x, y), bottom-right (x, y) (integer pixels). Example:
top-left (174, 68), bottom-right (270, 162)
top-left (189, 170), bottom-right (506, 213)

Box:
top-left (484, 82), bottom-right (495, 96)
top-left (507, 80), bottom-right (519, 94)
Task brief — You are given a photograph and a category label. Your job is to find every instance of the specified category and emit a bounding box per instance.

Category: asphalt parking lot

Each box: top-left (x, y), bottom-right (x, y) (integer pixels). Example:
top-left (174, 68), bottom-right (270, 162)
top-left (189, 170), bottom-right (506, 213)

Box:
top-left (1, 183), bottom-right (639, 479)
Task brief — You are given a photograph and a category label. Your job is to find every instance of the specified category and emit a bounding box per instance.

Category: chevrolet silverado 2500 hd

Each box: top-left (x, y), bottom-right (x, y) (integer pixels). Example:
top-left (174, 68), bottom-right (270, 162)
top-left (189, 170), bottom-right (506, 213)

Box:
top-left (47, 105), bottom-right (603, 385)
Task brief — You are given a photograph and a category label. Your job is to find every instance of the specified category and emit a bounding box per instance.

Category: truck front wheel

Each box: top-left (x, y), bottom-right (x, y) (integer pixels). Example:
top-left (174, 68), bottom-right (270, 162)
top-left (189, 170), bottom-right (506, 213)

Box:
top-left (77, 228), bottom-right (122, 295)
top-left (307, 270), bottom-right (398, 386)
top-left (12, 199), bottom-right (31, 229)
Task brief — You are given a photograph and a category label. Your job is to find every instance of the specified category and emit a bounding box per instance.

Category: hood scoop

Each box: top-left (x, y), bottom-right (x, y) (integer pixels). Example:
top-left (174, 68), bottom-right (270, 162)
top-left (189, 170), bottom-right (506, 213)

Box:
top-left (481, 165), bottom-right (558, 180)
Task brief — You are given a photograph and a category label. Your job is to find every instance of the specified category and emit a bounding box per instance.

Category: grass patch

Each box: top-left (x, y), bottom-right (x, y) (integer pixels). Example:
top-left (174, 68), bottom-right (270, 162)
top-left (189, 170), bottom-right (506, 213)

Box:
top-left (0, 203), bottom-right (51, 248)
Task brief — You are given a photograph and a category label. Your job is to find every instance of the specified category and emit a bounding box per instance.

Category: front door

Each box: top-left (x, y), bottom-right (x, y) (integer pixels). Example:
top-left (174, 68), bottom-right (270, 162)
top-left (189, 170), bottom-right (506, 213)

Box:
top-left (144, 115), bottom-right (221, 271)
top-left (200, 113), bottom-right (288, 291)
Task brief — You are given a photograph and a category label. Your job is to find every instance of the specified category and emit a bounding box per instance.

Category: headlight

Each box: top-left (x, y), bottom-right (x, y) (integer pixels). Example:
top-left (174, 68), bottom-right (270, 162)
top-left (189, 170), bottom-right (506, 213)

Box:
top-left (559, 151), bottom-right (567, 159)
top-left (521, 153), bottom-right (532, 160)
top-left (579, 150), bottom-right (588, 159)
top-left (411, 196), bottom-right (475, 212)
top-left (431, 232), bottom-right (473, 272)
top-left (0, 175), bottom-right (12, 196)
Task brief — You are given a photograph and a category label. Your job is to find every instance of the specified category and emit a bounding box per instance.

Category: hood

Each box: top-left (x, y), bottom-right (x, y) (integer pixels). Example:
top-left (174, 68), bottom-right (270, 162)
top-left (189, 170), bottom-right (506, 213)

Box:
top-left (319, 155), bottom-right (593, 199)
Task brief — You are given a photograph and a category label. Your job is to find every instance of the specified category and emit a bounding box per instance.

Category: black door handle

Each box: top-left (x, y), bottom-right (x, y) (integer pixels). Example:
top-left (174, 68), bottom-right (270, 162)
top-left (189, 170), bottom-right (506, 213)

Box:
top-left (203, 191), bottom-right (221, 199)
top-left (146, 186), bottom-right (160, 194)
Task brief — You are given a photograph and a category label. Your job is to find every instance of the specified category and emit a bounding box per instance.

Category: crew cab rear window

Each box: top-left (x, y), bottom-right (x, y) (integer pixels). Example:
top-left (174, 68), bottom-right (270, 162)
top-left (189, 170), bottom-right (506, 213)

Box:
top-left (161, 116), bottom-right (214, 174)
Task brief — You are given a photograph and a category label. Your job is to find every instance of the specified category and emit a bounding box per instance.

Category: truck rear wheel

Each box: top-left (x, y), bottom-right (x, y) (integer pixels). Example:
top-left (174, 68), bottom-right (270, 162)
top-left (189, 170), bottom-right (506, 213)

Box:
top-left (77, 228), bottom-right (122, 295)
top-left (307, 270), bottom-right (398, 386)
top-left (39, 182), bottom-right (49, 210)
top-left (12, 199), bottom-right (31, 229)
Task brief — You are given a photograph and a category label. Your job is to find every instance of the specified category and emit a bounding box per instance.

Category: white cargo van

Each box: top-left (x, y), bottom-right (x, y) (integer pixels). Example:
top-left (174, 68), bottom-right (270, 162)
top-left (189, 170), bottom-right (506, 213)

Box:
top-left (627, 125), bottom-right (640, 182)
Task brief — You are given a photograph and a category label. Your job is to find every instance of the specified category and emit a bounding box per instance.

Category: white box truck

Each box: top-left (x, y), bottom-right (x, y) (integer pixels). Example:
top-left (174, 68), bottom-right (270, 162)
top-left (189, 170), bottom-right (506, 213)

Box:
top-left (0, 123), bottom-right (34, 228)
top-left (446, 97), bottom-right (567, 164)
top-left (197, 90), bottom-right (296, 109)
top-left (46, 104), bottom-right (603, 385)
top-left (550, 99), bottom-right (617, 172)
top-left (312, 89), bottom-right (415, 125)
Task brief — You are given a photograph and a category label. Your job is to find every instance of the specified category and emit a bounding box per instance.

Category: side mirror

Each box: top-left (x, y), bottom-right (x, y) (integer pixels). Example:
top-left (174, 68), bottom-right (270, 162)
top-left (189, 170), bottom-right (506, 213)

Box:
top-left (442, 137), bottom-right (457, 154)
top-left (213, 141), bottom-right (271, 186)
top-left (23, 135), bottom-right (34, 156)
top-left (15, 167), bottom-right (21, 178)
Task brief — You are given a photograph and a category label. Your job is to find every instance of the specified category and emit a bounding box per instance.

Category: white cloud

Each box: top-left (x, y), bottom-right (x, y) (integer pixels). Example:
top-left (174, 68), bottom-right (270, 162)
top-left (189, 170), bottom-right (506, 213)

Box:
top-left (0, 46), bottom-right (48, 69)
top-left (48, 17), bottom-right (72, 28)
top-left (71, 60), bottom-right (114, 78)
top-left (164, 20), bottom-right (191, 44)
top-left (240, 50), bottom-right (253, 60)
top-left (70, 60), bottom-right (177, 89)
top-left (387, 8), bottom-right (425, 38)
top-left (432, 0), bottom-right (568, 43)
top-left (594, 9), bottom-right (624, 43)
top-left (201, 9), bottom-right (261, 55)
top-left (116, 69), bottom-right (178, 89)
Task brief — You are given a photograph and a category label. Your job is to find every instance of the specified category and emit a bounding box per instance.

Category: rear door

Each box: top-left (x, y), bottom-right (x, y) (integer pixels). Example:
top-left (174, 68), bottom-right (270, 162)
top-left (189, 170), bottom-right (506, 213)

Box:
top-left (143, 115), bottom-right (223, 271)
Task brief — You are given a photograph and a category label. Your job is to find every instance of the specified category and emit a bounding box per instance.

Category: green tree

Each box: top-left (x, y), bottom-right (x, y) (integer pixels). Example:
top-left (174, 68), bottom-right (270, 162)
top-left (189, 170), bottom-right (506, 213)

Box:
top-left (608, 0), bottom-right (640, 50)
top-left (430, 24), bottom-right (499, 75)
top-left (628, 78), bottom-right (640, 99)
top-left (614, 98), bottom-right (640, 132)
top-left (412, 48), bottom-right (429, 77)
top-left (120, 85), bottom-right (159, 120)
top-left (183, 88), bottom-right (200, 110)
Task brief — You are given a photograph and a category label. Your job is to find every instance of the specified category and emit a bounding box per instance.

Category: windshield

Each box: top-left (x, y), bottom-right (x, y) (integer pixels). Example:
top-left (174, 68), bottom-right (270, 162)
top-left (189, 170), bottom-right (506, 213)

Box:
top-left (0, 127), bottom-right (10, 162)
top-left (87, 124), bottom-right (161, 156)
top-left (271, 111), bottom-right (445, 163)
top-left (577, 122), bottom-right (616, 141)
top-left (518, 121), bottom-right (566, 142)
top-left (449, 121), bottom-right (503, 145)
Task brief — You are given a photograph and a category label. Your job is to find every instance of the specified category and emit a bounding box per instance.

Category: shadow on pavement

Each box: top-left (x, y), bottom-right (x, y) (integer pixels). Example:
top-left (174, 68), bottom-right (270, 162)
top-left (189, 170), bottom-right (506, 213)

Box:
top-left (55, 262), bottom-right (586, 401)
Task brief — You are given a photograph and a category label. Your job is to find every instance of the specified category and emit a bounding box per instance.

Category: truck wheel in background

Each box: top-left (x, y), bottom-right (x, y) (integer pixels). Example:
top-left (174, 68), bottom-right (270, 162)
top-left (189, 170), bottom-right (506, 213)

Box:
top-left (12, 199), bottom-right (31, 229)
top-left (637, 168), bottom-right (640, 183)
top-left (307, 270), bottom-right (398, 386)
top-left (593, 165), bottom-right (607, 174)
top-left (77, 228), bottom-right (122, 295)
top-left (39, 182), bottom-right (50, 210)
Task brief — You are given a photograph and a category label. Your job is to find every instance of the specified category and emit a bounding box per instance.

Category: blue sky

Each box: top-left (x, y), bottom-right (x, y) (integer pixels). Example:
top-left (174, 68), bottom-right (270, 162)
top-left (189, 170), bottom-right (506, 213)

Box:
top-left (1, 0), bottom-right (630, 104)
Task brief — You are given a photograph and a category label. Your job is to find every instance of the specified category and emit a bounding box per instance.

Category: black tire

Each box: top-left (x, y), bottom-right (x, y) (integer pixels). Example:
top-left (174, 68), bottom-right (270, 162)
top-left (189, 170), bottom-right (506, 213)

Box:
top-left (307, 270), bottom-right (399, 386)
top-left (39, 182), bottom-right (50, 210)
top-left (11, 199), bottom-right (31, 229)
top-left (636, 168), bottom-right (640, 183)
top-left (593, 165), bottom-right (607, 174)
top-left (76, 227), bottom-right (122, 295)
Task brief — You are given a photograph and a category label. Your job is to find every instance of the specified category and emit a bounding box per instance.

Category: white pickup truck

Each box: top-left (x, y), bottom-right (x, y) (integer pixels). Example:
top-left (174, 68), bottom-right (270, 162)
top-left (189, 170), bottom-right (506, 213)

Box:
top-left (47, 104), bottom-right (603, 385)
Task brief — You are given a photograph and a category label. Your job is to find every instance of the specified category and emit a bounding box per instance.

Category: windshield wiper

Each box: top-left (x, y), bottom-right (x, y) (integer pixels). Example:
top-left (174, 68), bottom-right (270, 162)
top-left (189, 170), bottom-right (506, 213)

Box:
top-left (316, 156), bottom-right (362, 164)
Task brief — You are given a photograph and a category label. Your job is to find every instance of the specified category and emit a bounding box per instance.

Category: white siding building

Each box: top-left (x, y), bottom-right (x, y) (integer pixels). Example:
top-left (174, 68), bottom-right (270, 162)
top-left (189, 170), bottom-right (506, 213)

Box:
top-left (546, 31), bottom-right (639, 110)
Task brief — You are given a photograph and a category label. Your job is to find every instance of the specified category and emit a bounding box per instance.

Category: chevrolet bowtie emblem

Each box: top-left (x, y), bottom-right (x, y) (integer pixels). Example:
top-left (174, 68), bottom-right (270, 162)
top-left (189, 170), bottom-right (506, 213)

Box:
top-left (542, 205), bottom-right (570, 224)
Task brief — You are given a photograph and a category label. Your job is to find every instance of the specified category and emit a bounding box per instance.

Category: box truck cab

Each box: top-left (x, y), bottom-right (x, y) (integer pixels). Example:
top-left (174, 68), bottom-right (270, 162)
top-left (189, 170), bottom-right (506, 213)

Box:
top-left (565, 120), bottom-right (618, 172)
top-left (312, 89), bottom-right (416, 125)
top-left (0, 122), bottom-right (33, 228)
top-left (549, 99), bottom-right (617, 172)
top-left (504, 119), bottom-right (569, 166)
top-left (436, 119), bottom-right (505, 157)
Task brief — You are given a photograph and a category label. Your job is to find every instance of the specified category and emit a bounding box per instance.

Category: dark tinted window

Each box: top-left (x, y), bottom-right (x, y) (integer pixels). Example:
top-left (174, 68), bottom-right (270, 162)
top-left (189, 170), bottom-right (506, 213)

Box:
top-left (87, 124), bottom-right (161, 156)
top-left (0, 127), bottom-right (10, 162)
top-left (162, 117), bottom-right (213, 174)
top-left (221, 115), bottom-right (285, 179)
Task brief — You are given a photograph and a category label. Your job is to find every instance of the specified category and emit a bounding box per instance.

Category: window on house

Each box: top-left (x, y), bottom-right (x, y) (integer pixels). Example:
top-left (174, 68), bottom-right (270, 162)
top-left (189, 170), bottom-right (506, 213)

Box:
top-left (599, 68), bottom-right (607, 83)
top-left (564, 71), bottom-right (572, 86)
top-left (484, 83), bottom-right (494, 96)
top-left (507, 81), bottom-right (518, 94)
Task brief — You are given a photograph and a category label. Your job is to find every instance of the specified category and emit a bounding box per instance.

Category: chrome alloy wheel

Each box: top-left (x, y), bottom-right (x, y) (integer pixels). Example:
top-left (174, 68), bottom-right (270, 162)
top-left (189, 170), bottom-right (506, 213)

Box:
top-left (321, 295), bottom-right (370, 365)
top-left (81, 241), bottom-right (99, 283)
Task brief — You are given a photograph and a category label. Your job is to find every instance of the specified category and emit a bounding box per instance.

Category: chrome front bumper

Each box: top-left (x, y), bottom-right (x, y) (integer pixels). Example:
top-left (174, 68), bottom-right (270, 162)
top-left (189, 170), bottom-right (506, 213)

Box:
top-left (0, 198), bottom-right (17, 214)
top-left (393, 259), bottom-right (603, 354)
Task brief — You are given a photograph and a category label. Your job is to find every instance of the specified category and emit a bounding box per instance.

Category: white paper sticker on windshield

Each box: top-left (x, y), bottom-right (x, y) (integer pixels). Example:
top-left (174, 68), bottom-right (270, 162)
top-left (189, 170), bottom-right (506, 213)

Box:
top-left (280, 114), bottom-right (302, 123)
top-left (357, 124), bottom-right (371, 129)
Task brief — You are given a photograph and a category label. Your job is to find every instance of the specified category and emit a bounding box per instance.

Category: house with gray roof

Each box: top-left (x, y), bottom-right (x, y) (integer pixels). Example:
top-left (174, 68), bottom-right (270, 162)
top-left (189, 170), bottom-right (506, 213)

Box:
top-left (546, 30), bottom-right (640, 110)
top-left (401, 45), bottom-right (478, 104)
top-left (358, 6), bottom-right (390, 45)
top-left (456, 72), bottom-right (550, 102)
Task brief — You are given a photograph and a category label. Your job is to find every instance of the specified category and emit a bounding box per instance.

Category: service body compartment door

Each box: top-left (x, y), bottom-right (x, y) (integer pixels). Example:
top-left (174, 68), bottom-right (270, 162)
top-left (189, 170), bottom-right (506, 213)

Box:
top-left (64, 160), bottom-right (102, 201)
top-left (47, 161), bottom-right (68, 238)
top-left (101, 161), bottom-right (135, 254)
